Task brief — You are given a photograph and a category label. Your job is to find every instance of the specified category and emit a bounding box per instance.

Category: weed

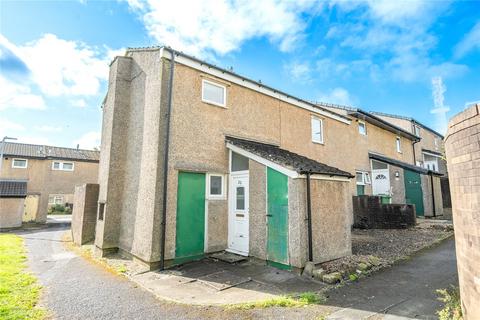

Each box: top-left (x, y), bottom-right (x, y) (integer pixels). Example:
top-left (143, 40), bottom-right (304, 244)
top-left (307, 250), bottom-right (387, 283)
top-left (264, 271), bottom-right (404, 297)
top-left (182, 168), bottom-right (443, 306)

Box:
top-left (437, 286), bottom-right (462, 320)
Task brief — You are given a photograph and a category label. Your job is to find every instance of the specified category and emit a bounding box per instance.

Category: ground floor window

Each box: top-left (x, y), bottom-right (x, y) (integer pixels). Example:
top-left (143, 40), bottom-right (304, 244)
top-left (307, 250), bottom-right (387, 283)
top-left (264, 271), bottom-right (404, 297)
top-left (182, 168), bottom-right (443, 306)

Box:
top-left (356, 171), bottom-right (371, 195)
top-left (207, 173), bottom-right (225, 199)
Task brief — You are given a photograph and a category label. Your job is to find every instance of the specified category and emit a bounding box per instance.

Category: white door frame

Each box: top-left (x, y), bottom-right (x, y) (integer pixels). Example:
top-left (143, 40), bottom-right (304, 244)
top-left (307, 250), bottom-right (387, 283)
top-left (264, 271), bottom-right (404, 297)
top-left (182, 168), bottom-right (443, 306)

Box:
top-left (227, 170), bottom-right (250, 256)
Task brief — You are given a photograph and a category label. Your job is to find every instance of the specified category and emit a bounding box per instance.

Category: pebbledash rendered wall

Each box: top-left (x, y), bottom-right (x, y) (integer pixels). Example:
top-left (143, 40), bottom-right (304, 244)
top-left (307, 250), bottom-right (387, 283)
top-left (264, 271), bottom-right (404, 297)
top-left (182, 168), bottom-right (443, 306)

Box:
top-left (444, 103), bottom-right (480, 319)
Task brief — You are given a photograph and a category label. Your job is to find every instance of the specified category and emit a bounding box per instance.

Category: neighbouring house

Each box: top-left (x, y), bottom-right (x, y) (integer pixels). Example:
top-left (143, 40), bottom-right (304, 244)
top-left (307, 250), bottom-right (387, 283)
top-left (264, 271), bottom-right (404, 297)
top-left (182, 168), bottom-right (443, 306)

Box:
top-left (372, 112), bottom-right (447, 217)
top-left (91, 46), bottom-right (356, 271)
top-left (0, 142), bottom-right (99, 223)
top-left (0, 179), bottom-right (27, 228)
top-left (320, 105), bottom-right (444, 218)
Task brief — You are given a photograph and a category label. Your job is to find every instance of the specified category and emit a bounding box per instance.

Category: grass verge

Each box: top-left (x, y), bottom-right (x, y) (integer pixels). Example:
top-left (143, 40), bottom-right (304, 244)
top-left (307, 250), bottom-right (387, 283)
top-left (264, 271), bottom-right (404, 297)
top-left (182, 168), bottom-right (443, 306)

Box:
top-left (437, 286), bottom-right (462, 320)
top-left (0, 234), bottom-right (46, 320)
top-left (228, 292), bottom-right (325, 310)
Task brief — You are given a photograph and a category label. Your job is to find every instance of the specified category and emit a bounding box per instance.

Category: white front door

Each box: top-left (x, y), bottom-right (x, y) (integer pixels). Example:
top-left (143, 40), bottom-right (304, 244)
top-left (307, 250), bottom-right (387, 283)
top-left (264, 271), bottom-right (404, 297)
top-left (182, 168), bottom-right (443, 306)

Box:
top-left (372, 169), bottom-right (390, 195)
top-left (228, 172), bottom-right (249, 255)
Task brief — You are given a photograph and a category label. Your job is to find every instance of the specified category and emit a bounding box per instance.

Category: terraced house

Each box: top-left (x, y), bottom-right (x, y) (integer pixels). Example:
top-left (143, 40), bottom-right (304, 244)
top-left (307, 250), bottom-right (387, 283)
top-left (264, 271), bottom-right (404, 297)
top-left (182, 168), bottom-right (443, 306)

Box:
top-left (83, 46), bottom-right (446, 272)
top-left (0, 142), bottom-right (99, 223)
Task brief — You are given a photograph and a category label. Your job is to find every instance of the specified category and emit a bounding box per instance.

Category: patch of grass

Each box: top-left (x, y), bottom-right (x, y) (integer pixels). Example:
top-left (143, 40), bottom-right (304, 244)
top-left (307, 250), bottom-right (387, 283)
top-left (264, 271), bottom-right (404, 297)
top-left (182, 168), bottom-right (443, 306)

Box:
top-left (228, 292), bottom-right (325, 310)
top-left (437, 286), bottom-right (462, 320)
top-left (0, 234), bottom-right (47, 320)
top-left (116, 264), bottom-right (127, 274)
top-left (348, 274), bottom-right (358, 281)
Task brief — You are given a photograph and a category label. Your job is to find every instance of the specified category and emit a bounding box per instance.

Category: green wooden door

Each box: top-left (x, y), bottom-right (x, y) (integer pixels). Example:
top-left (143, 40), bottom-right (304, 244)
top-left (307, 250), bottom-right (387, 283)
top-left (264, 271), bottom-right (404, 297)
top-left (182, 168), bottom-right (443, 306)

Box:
top-left (175, 172), bottom-right (206, 263)
top-left (404, 170), bottom-right (424, 216)
top-left (266, 168), bottom-right (290, 269)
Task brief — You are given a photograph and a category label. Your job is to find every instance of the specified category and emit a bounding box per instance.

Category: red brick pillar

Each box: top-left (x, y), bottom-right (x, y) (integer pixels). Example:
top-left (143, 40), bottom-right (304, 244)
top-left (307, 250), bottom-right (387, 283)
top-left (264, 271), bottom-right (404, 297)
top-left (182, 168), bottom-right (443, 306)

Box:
top-left (444, 103), bottom-right (480, 319)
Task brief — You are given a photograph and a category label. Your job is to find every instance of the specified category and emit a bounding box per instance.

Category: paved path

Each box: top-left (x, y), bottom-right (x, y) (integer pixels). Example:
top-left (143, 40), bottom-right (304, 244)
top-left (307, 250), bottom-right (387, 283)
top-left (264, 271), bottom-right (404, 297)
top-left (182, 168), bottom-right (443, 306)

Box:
top-left (17, 226), bottom-right (457, 319)
top-left (326, 238), bottom-right (458, 320)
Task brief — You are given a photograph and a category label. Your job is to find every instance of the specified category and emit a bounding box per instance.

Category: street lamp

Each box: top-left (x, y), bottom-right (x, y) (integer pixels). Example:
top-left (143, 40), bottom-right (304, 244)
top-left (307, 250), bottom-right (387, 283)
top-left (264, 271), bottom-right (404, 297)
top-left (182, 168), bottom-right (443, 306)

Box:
top-left (0, 136), bottom-right (18, 176)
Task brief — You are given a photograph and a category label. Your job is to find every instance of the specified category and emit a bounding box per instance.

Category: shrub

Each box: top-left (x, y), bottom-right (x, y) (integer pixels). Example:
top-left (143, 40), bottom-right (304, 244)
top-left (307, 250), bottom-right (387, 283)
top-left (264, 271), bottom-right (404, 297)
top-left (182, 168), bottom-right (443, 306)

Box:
top-left (437, 286), bottom-right (462, 320)
top-left (53, 204), bottom-right (65, 212)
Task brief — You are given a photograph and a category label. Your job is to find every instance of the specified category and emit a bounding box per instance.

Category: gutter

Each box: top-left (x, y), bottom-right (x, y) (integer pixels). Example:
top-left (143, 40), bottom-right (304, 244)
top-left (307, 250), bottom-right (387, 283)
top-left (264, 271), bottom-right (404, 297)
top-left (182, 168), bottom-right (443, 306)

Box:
top-left (159, 48), bottom-right (175, 270)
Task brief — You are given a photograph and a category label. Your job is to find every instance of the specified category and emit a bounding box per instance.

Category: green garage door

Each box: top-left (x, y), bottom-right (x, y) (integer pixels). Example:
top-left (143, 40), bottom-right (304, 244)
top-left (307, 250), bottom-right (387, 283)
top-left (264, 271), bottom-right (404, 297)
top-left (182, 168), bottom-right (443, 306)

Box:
top-left (175, 172), bottom-right (206, 263)
top-left (404, 170), bottom-right (424, 217)
top-left (266, 168), bottom-right (290, 269)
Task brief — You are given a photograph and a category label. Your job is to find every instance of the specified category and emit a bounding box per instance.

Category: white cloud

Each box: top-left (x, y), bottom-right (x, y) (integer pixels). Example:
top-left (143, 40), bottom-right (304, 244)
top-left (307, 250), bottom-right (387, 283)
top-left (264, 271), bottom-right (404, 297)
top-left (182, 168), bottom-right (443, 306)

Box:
top-left (0, 75), bottom-right (46, 110)
top-left (317, 87), bottom-right (354, 106)
top-left (430, 76), bottom-right (449, 134)
top-left (35, 125), bottom-right (63, 133)
top-left (284, 61), bottom-right (311, 83)
top-left (454, 22), bottom-right (480, 58)
top-left (14, 136), bottom-right (51, 145)
top-left (0, 34), bottom-right (119, 111)
top-left (0, 119), bottom-right (25, 133)
top-left (74, 131), bottom-right (101, 150)
top-left (71, 99), bottom-right (87, 108)
top-left (125, 0), bottom-right (324, 57)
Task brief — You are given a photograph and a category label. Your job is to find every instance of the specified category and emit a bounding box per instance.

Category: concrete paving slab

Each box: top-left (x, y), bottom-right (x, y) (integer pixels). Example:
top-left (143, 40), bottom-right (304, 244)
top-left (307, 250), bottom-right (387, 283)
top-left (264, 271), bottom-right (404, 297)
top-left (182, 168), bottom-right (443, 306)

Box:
top-left (211, 251), bottom-right (247, 263)
top-left (326, 307), bottom-right (377, 319)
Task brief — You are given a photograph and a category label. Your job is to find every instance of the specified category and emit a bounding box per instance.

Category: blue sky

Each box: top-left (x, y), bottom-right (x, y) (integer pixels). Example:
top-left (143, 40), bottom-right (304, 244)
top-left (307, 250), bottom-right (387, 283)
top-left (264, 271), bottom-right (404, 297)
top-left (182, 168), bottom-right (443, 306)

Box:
top-left (1, 0), bottom-right (479, 148)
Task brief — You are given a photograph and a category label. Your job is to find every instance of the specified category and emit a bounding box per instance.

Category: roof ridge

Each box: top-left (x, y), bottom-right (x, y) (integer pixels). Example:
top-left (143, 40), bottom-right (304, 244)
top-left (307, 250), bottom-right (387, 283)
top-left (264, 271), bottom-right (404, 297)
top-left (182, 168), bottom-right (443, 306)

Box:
top-left (4, 141), bottom-right (99, 153)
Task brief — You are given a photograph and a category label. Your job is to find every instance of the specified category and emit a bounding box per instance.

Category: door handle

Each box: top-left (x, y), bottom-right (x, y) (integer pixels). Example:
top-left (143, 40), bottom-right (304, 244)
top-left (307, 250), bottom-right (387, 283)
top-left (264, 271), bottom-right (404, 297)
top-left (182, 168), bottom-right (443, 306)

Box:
top-left (266, 214), bottom-right (272, 217)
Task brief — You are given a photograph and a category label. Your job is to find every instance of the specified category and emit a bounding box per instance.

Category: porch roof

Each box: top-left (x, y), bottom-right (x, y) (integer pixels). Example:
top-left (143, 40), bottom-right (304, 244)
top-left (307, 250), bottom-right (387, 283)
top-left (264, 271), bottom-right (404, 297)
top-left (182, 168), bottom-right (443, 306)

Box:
top-left (0, 179), bottom-right (27, 198)
top-left (226, 136), bottom-right (354, 178)
top-left (369, 153), bottom-right (443, 176)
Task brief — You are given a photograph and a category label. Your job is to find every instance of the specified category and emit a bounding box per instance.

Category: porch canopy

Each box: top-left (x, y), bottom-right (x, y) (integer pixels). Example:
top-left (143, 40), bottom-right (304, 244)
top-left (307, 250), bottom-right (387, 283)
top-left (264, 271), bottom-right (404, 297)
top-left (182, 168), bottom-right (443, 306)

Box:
top-left (226, 136), bottom-right (354, 180)
top-left (0, 180), bottom-right (27, 198)
top-left (369, 153), bottom-right (443, 176)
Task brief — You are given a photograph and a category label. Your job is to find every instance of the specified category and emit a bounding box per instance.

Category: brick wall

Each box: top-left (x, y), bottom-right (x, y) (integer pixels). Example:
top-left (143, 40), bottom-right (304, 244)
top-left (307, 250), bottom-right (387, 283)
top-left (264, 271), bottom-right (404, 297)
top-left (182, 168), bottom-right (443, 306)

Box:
top-left (444, 103), bottom-right (480, 319)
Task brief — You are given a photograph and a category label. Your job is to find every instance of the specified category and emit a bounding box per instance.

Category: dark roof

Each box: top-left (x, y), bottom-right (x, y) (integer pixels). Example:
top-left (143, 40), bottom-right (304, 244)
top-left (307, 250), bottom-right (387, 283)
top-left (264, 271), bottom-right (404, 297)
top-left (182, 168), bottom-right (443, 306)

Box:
top-left (1, 142), bottom-right (99, 162)
top-left (315, 103), bottom-right (420, 141)
top-left (370, 111), bottom-right (444, 138)
top-left (226, 136), bottom-right (354, 178)
top-left (369, 153), bottom-right (442, 176)
top-left (0, 180), bottom-right (27, 197)
top-left (124, 46), bottom-right (351, 123)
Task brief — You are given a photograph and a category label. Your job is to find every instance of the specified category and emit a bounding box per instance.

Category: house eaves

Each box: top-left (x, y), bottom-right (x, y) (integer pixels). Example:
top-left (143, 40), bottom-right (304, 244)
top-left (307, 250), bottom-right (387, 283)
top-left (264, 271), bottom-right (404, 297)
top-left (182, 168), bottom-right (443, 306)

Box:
top-left (369, 152), bottom-right (442, 176)
top-left (349, 109), bottom-right (420, 141)
top-left (125, 46), bottom-right (351, 125)
top-left (370, 111), bottom-right (444, 139)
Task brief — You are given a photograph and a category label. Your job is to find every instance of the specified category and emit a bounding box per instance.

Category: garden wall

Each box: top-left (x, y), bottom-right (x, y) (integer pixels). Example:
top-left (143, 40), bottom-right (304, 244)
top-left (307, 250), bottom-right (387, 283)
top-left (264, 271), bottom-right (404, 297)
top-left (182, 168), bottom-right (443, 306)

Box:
top-left (352, 196), bottom-right (416, 229)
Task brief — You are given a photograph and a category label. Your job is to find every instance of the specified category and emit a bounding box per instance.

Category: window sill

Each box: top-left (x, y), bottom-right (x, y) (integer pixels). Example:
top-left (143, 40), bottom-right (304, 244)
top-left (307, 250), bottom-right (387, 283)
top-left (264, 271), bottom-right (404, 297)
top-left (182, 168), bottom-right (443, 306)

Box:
top-left (312, 140), bottom-right (324, 145)
top-left (202, 99), bottom-right (227, 109)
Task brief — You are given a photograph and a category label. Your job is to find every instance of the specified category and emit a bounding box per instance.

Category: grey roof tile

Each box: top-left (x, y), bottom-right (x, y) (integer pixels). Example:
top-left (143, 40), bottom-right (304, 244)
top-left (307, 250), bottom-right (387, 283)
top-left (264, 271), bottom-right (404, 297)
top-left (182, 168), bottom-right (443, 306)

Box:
top-left (0, 179), bottom-right (27, 197)
top-left (1, 142), bottom-right (99, 161)
top-left (226, 136), bottom-right (353, 178)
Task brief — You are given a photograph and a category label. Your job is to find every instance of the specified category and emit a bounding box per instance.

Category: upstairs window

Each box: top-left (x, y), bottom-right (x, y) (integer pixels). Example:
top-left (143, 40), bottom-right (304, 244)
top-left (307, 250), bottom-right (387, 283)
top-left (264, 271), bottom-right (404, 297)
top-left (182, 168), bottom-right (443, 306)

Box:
top-left (311, 116), bottom-right (324, 144)
top-left (396, 137), bottom-right (402, 153)
top-left (202, 79), bottom-right (226, 107)
top-left (358, 121), bottom-right (367, 135)
top-left (52, 161), bottom-right (74, 171)
top-left (12, 158), bottom-right (28, 169)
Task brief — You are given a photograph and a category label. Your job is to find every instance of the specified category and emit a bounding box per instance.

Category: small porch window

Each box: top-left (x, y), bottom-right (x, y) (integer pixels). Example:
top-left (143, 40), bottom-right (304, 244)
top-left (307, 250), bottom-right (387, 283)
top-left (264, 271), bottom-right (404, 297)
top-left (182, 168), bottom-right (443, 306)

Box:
top-left (231, 152), bottom-right (249, 172)
top-left (207, 174), bottom-right (225, 199)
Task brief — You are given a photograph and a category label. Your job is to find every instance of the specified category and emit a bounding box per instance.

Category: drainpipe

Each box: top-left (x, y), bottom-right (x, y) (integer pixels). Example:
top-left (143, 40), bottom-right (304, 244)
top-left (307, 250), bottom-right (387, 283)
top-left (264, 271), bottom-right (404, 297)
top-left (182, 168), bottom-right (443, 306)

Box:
top-left (160, 48), bottom-right (175, 270)
top-left (412, 140), bottom-right (419, 165)
top-left (305, 172), bottom-right (313, 262)
top-left (430, 172), bottom-right (436, 218)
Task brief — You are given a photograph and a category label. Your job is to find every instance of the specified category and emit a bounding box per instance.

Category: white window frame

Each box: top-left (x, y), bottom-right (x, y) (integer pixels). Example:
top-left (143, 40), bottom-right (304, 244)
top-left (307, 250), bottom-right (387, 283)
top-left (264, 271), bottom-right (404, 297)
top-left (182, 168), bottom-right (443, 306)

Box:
top-left (358, 120), bottom-right (367, 135)
top-left (413, 125), bottom-right (421, 137)
top-left (12, 158), bottom-right (28, 169)
top-left (396, 136), bottom-right (402, 153)
top-left (356, 171), bottom-right (371, 185)
top-left (52, 161), bottom-right (75, 171)
top-left (201, 79), bottom-right (227, 108)
top-left (311, 116), bottom-right (324, 144)
top-left (206, 173), bottom-right (226, 200)
top-left (54, 196), bottom-right (63, 205)
top-left (434, 138), bottom-right (439, 150)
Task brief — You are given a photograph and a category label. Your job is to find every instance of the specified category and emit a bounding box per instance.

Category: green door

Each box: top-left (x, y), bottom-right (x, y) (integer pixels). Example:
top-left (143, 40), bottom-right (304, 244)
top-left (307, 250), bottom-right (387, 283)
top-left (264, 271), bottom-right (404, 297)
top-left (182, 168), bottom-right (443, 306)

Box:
top-left (266, 168), bottom-right (290, 269)
top-left (404, 170), bottom-right (424, 216)
top-left (175, 172), bottom-right (206, 263)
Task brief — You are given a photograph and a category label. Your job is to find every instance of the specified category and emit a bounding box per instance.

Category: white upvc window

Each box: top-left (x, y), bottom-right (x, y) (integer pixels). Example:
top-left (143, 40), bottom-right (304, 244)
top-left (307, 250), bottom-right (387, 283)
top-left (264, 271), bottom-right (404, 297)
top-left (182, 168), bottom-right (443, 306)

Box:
top-left (434, 138), bottom-right (439, 150)
top-left (49, 195), bottom-right (64, 204)
top-left (356, 171), bottom-right (371, 185)
top-left (12, 158), bottom-right (28, 169)
top-left (358, 120), bottom-right (367, 135)
top-left (52, 161), bottom-right (75, 171)
top-left (396, 137), bottom-right (402, 153)
top-left (311, 116), bottom-right (324, 144)
top-left (202, 79), bottom-right (226, 107)
top-left (206, 173), bottom-right (226, 199)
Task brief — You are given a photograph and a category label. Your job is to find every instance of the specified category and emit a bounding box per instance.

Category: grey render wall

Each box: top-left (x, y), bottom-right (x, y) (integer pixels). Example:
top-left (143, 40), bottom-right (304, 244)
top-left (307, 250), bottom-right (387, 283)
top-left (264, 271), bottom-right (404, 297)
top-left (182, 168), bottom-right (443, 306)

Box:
top-left (248, 159), bottom-right (267, 260)
top-left (444, 103), bottom-right (480, 319)
top-left (288, 178), bottom-right (352, 268)
top-left (72, 184), bottom-right (99, 245)
top-left (96, 50), bottom-right (169, 265)
top-left (421, 175), bottom-right (443, 217)
top-left (389, 165), bottom-right (406, 204)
